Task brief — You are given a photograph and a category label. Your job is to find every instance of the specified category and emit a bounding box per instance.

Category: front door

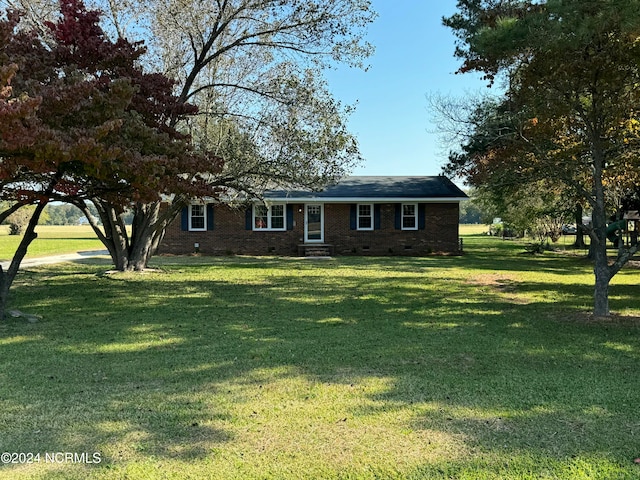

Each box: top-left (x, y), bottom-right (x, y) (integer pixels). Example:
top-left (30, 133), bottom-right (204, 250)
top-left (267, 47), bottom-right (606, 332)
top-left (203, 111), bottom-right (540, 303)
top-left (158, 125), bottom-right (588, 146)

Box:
top-left (305, 204), bottom-right (324, 243)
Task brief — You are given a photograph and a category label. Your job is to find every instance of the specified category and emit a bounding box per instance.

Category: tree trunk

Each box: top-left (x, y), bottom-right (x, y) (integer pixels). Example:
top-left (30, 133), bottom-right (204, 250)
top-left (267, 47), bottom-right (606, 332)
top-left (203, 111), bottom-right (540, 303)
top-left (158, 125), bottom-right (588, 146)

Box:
top-left (125, 200), bottom-right (184, 270)
top-left (127, 202), bottom-right (161, 271)
top-left (592, 242), bottom-right (612, 316)
top-left (76, 200), bottom-right (130, 270)
top-left (574, 203), bottom-right (585, 249)
top-left (81, 198), bottom-right (185, 272)
top-left (0, 200), bottom-right (48, 319)
top-left (590, 142), bottom-right (611, 316)
top-left (583, 183), bottom-right (635, 317)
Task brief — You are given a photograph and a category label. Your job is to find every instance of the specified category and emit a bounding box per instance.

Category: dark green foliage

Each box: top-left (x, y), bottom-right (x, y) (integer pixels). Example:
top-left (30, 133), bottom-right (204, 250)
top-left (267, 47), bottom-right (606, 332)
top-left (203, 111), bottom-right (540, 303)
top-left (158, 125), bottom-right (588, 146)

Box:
top-left (443, 0), bottom-right (640, 315)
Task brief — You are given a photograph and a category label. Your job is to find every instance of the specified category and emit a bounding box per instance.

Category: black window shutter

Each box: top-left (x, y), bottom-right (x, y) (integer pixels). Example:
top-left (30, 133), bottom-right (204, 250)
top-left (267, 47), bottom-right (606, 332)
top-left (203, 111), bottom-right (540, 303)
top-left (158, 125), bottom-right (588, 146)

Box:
top-left (207, 204), bottom-right (214, 231)
top-left (181, 206), bottom-right (189, 231)
top-left (286, 205), bottom-right (294, 230)
top-left (394, 204), bottom-right (401, 230)
top-left (245, 207), bottom-right (253, 230)
top-left (350, 204), bottom-right (357, 230)
top-left (374, 205), bottom-right (381, 230)
top-left (418, 204), bottom-right (426, 230)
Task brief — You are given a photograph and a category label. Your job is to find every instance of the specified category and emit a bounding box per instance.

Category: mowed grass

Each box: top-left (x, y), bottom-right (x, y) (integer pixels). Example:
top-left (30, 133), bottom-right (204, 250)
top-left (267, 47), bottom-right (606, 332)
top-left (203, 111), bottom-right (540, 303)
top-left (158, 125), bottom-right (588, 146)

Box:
top-left (1, 231), bottom-right (639, 479)
top-left (0, 225), bottom-right (104, 261)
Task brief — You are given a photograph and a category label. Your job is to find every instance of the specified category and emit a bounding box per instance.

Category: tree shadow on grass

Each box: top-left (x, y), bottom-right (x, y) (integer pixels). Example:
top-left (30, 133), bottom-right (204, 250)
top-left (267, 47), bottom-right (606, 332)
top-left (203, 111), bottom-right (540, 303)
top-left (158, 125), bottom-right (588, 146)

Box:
top-left (1, 255), bottom-right (639, 478)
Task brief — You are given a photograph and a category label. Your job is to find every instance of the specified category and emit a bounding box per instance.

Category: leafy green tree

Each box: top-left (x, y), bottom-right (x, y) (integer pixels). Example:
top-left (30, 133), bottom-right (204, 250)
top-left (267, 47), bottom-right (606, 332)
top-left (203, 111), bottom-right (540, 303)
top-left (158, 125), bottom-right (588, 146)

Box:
top-left (444, 0), bottom-right (640, 316)
top-left (98, 0), bottom-right (373, 271)
top-left (495, 181), bottom-right (573, 244)
top-left (5, 0), bottom-right (374, 271)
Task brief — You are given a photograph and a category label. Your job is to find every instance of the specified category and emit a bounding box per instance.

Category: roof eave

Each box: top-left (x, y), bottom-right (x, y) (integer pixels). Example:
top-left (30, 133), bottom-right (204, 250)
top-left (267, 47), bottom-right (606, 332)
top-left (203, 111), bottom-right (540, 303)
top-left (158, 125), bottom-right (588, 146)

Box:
top-left (263, 196), bottom-right (468, 204)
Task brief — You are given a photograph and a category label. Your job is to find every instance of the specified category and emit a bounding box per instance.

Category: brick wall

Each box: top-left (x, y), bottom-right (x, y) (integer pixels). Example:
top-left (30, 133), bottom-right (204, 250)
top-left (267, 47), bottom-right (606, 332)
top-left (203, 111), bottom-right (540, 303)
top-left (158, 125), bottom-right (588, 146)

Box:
top-left (324, 203), bottom-right (460, 255)
top-left (159, 202), bottom-right (461, 256)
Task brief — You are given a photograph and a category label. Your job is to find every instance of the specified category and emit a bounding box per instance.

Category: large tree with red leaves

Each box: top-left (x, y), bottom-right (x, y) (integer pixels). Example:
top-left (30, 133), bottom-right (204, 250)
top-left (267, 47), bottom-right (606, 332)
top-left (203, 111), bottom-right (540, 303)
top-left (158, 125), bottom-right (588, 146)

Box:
top-left (0, 1), bottom-right (217, 316)
top-left (39, 0), bottom-right (222, 271)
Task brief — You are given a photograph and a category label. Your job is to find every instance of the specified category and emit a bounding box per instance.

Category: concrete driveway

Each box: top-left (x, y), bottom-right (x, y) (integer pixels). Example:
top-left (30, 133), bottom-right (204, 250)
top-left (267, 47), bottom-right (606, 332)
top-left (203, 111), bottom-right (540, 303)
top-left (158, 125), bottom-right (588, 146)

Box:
top-left (0, 250), bottom-right (109, 270)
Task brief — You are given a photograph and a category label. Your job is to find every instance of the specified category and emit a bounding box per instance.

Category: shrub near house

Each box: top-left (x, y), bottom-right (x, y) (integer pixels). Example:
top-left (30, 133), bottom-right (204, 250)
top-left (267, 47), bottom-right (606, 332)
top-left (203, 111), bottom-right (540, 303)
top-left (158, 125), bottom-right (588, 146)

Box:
top-left (161, 176), bottom-right (467, 256)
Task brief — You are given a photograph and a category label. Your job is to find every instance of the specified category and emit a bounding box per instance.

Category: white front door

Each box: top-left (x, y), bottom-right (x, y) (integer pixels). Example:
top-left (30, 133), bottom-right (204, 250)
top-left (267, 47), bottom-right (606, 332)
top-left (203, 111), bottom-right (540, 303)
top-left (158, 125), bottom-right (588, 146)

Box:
top-left (305, 204), bottom-right (324, 243)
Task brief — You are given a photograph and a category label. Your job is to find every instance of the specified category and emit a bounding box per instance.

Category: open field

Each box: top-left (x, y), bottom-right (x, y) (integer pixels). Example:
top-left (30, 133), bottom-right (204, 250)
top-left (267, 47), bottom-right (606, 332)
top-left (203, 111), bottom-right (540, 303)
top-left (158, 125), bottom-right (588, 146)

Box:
top-left (0, 231), bottom-right (639, 479)
top-left (459, 223), bottom-right (488, 236)
top-left (0, 224), bottom-right (584, 261)
top-left (0, 225), bottom-right (104, 261)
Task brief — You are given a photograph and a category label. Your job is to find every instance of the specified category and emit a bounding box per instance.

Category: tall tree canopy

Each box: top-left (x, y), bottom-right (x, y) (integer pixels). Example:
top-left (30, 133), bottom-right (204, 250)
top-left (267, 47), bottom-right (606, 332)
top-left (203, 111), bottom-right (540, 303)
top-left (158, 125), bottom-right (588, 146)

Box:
top-left (443, 0), bottom-right (640, 316)
top-left (3, 0), bottom-right (374, 271)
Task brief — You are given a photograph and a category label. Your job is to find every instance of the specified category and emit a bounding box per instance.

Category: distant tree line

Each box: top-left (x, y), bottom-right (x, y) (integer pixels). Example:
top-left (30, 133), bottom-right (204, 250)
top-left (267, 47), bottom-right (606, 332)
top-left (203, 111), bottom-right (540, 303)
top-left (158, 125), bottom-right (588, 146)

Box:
top-left (1, 203), bottom-right (135, 234)
top-left (459, 190), bottom-right (490, 224)
top-left (42, 204), bottom-right (93, 226)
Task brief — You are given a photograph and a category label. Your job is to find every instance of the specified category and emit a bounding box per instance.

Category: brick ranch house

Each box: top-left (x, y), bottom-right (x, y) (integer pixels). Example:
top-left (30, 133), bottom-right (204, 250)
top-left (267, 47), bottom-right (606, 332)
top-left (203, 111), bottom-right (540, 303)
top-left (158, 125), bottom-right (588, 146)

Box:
top-left (160, 176), bottom-right (467, 256)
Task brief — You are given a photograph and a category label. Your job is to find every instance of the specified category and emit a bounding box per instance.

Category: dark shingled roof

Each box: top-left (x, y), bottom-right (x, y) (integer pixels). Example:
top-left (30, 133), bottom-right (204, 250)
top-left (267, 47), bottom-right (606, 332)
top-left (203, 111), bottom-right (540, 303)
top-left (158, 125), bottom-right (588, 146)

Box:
top-left (264, 176), bottom-right (467, 201)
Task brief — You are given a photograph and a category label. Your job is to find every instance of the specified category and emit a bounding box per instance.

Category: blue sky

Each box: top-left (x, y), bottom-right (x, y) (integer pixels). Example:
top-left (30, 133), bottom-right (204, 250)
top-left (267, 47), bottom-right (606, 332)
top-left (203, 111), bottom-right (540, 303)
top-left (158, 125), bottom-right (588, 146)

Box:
top-left (325, 1), bottom-right (489, 177)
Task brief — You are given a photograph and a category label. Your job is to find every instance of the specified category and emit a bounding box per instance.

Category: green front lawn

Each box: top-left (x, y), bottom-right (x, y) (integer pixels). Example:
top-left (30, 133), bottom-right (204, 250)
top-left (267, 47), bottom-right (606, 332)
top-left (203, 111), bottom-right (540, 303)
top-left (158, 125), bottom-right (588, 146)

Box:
top-left (0, 234), bottom-right (639, 479)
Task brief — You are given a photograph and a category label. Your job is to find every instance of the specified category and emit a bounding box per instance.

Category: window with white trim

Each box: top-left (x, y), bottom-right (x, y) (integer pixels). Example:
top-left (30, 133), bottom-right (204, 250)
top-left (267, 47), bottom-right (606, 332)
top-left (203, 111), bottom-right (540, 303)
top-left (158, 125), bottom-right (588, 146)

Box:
top-left (357, 204), bottom-right (373, 230)
top-left (402, 203), bottom-right (418, 230)
top-left (253, 204), bottom-right (286, 231)
top-left (189, 204), bottom-right (206, 231)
